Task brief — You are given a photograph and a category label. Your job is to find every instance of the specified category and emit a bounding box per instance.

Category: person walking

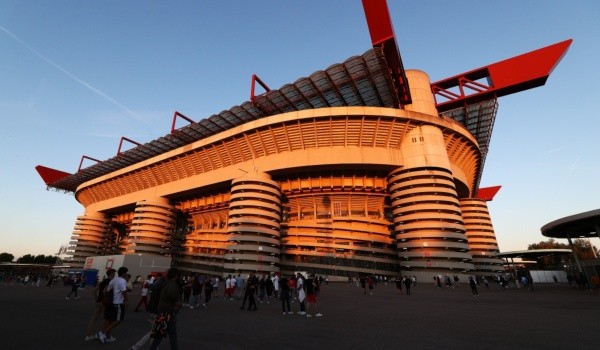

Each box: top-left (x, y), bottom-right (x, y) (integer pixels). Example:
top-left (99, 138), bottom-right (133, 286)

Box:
top-left (190, 274), bottom-right (202, 309)
top-left (272, 273), bottom-right (280, 300)
top-left (134, 275), bottom-right (151, 312)
top-left (403, 276), bottom-right (412, 295)
top-left (211, 276), bottom-right (219, 298)
top-left (65, 274), bottom-right (81, 300)
top-left (279, 275), bottom-right (292, 314)
top-left (235, 274), bottom-right (245, 300)
top-left (367, 275), bottom-right (375, 295)
top-left (129, 273), bottom-right (166, 350)
top-left (85, 269), bottom-right (115, 341)
top-left (296, 273), bottom-right (306, 315)
top-left (225, 274), bottom-right (234, 300)
top-left (149, 268), bottom-right (182, 350)
top-left (305, 275), bottom-right (322, 318)
top-left (469, 276), bottom-right (479, 297)
top-left (203, 277), bottom-right (213, 308)
top-left (395, 276), bottom-right (403, 295)
top-left (258, 275), bottom-right (267, 303)
top-left (182, 277), bottom-right (192, 306)
top-left (96, 266), bottom-right (129, 344)
top-left (246, 274), bottom-right (258, 311)
top-left (359, 276), bottom-right (367, 295)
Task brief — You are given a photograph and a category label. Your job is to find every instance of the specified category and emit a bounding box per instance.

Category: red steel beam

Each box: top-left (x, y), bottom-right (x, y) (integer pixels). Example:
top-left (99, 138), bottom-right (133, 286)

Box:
top-left (250, 74), bottom-right (271, 102)
top-left (35, 165), bottom-right (71, 186)
top-left (171, 111), bottom-right (195, 133)
top-left (117, 136), bottom-right (142, 156)
top-left (362, 0), bottom-right (411, 106)
top-left (432, 39), bottom-right (572, 112)
top-left (476, 185), bottom-right (502, 201)
top-left (77, 155), bottom-right (102, 172)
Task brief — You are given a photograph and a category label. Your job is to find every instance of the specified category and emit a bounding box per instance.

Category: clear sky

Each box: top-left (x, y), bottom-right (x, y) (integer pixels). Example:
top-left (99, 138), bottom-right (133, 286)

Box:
top-left (1, 1), bottom-right (599, 259)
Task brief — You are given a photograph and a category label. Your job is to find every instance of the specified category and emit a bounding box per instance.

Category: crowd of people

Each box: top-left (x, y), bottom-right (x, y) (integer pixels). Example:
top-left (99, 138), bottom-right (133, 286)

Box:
top-left (42, 267), bottom-right (590, 348)
top-left (0, 272), bottom-right (77, 288)
top-left (77, 269), bottom-right (327, 348)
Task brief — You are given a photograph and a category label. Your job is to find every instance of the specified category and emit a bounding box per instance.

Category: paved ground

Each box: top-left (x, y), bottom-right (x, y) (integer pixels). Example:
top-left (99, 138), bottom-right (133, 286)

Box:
top-left (1, 281), bottom-right (599, 350)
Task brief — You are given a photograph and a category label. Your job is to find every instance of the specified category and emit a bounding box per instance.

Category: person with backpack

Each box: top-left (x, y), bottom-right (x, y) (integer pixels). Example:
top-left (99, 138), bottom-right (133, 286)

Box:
top-left (149, 268), bottom-right (183, 350)
top-left (96, 266), bottom-right (129, 344)
top-left (84, 269), bottom-right (115, 341)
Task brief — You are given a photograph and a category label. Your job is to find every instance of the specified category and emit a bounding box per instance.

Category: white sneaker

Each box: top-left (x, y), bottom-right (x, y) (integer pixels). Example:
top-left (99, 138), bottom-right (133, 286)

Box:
top-left (306, 314), bottom-right (313, 318)
top-left (105, 336), bottom-right (116, 343)
top-left (300, 311), bottom-right (306, 315)
top-left (84, 336), bottom-right (96, 342)
top-left (316, 313), bottom-right (323, 317)
top-left (96, 332), bottom-right (107, 344)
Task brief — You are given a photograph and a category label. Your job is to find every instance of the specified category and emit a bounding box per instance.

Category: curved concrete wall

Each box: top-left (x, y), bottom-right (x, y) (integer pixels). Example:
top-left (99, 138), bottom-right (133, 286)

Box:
top-left (69, 211), bottom-right (109, 266)
top-left (224, 172), bottom-right (282, 275)
top-left (460, 198), bottom-right (504, 274)
top-left (127, 198), bottom-right (176, 255)
top-left (66, 76), bottom-right (493, 279)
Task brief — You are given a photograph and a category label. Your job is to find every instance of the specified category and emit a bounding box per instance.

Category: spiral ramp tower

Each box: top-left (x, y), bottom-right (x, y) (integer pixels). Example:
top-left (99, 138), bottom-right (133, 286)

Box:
top-left (128, 198), bottom-right (176, 256)
top-left (225, 172), bottom-right (282, 275)
top-left (389, 118), bottom-right (475, 277)
top-left (389, 166), bottom-right (474, 275)
top-left (69, 211), bottom-right (110, 266)
top-left (460, 198), bottom-right (504, 274)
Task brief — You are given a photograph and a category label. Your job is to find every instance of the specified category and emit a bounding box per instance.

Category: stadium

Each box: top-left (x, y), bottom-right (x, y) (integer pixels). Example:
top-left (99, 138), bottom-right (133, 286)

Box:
top-left (36, 0), bottom-right (571, 280)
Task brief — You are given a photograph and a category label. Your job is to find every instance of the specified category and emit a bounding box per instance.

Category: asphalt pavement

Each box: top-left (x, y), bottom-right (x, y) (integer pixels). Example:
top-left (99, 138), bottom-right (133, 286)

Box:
top-left (1, 280), bottom-right (599, 350)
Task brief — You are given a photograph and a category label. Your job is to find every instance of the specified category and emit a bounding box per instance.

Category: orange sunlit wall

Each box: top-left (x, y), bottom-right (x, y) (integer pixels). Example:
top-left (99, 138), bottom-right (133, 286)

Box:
top-left (67, 67), bottom-right (504, 280)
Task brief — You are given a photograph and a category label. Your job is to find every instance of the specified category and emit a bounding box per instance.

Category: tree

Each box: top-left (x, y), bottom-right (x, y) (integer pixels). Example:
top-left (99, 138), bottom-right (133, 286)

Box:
top-left (0, 252), bottom-right (14, 263)
top-left (16, 254), bottom-right (35, 263)
top-left (528, 238), bottom-right (598, 269)
top-left (16, 254), bottom-right (57, 264)
top-left (528, 238), bottom-right (568, 250)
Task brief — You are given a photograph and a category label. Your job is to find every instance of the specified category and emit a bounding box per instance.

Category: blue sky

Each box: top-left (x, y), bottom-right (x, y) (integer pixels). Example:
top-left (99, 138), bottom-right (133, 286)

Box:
top-left (1, 1), bottom-right (599, 259)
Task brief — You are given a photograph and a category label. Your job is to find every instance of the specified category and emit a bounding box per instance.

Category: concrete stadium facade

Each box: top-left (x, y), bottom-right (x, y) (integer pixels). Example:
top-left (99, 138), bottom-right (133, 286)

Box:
top-left (40, 3), bottom-right (571, 281)
top-left (65, 65), bottom-right (504, 280)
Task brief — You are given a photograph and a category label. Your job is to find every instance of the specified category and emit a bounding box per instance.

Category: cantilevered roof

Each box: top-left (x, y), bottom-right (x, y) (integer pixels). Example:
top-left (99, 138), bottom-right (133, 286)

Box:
top-left (541, 209), bottom-right (600, 239)
top-left (37, 48), bottom-right (401, 193)
top-left (40, 39), bottom-right (565, 195)
top-left (440, 99), bottom-right (498, 184)
top-left (497, 249), bottom-right (572, 259)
